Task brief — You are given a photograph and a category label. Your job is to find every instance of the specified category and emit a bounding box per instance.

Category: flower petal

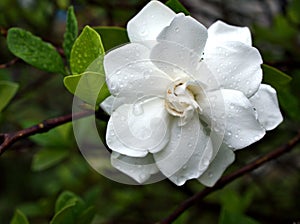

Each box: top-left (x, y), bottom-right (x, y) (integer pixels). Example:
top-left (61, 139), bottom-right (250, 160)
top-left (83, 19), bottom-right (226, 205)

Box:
top-left (104, 43), bottom-right (150, 85)
top-left (127, 1), bottom-right (176, 42)
top-left (111, 152), bottom-right (159, 183)
top-left (198, 144), bottom-right (235, 187)
top-left (249, 84), bottom-right (283, 130)
top-left (207, 20), bottom-right (252, 46)
top-left (168, 137), bottom-right (213, 186)
top-left (157, 13), bottom-right (208, 54)
top-left (204, 41), bottom-right (263, 97)
top-left (104, 43), bottom-right (172, 97)
top-left (106, 97), bottom-right (170, 157)
top-left (221, 89), bottom-right (266, 150)
top-left (100, 95), bottom-right (115, 115)
top-left (154, 114), bottom-right (212, 184)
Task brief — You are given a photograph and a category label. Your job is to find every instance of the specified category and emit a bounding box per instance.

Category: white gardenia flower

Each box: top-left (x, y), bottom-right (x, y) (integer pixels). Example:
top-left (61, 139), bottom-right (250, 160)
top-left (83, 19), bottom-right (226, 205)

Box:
top-left (100, 0), bottom-right (283, 186)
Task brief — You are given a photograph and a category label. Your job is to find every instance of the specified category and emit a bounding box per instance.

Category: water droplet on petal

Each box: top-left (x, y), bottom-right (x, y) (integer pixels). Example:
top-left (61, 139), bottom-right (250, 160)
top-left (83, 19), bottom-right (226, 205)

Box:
top-left (140, 29), bottom-right (148, 36)
top-left (143, 71), bottom-right (151, 79)
top-left (254, 135), bottom-right (260, 141)
top-left (133, 103), bottom-right (144, 116)
top-left (203, 159), bottom-right (210, 166)
top-left (138, 173), bottom-right (147, 181)
top-left (175, 27), bottom-right (180, 32)
top-left (208, 172), bottom-right (213, 178)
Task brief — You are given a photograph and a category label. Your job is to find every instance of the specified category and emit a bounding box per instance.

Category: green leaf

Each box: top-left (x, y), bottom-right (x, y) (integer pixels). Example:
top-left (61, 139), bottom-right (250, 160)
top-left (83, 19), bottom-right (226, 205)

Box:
top-left (55, 191), bottom-right (83, 213)
top-left (262, 64), bottom-right (292, 90)
top-left (50, 203), bottom-right (76, 224)
top-left (165, 0), bottom-right (190, 15)
top-left (93, 26), bottom-right (129, 51)
top-left (7, 28), bottom-right (65, 74)
top-left (278, 89), bottom-right (300, 121)
top-left (70, 26), bottom-right (104, 75)
top-left (288, 0), bottom-right (300, 24)
top-left (51, 191), bottom-right (87, 224)
top-left (0, 81), bottom-right (19, 112)
top-left (10, 209), bottom-right (29, 224)
top-left (76, 206), bottom-right (95, 224)
top-left (63, 6), bottom-right (78, 61)
top-left (219, 209), bottom-right (259, 224)
top-left (31, 148), bottom-right (69, 171)
top-left (64, 71), bottom-right (110, 105)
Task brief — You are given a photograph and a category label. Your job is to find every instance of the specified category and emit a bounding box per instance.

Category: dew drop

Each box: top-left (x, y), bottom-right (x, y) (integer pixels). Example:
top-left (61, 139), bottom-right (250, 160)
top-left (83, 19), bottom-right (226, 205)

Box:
top-left (175, 27), bottom-right (180, 32)
top-left (138, 173), bottom-right (147, 181)
top-left (133, 103), bottom-right (144, 116)
top-left (214, 126), bottom-right (220, 132)
top-left (208, 172), bottom-right (213, 178)
top-left (143, 71), bottom-right (151, 79)
top-left (110, 82), bottom-right (116, 90)
top-left (188, 143), bottom-right (193, 147)
top-left (203, 159), bottom-right (209, 166)
top-left (254, 135), bottom-right (260, 141)
top-left (140, 29), bottom-right (148, 36)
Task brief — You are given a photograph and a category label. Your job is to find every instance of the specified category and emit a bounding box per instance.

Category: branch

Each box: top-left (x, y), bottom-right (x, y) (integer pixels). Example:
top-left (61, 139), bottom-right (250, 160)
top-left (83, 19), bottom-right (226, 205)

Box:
top-left (0, 110), bottom-right (94, 155)
top-left (0, 58), bottom-right (19, 69)
top-left (159, 130), bottom-right (300, 224)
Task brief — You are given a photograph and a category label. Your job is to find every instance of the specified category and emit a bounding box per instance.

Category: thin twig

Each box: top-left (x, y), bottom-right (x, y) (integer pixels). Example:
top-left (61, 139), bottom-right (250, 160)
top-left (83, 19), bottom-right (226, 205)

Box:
top-left (0, 58), bottom-right (19, 69)
top-left (159, 130), bottom-right (300, 224)
top-left (0, 110), bottom-right (94, 155)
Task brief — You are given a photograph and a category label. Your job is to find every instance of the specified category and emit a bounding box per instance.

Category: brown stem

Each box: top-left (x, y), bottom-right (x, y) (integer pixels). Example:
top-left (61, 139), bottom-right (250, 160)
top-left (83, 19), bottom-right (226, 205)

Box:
top-left (159, 130), bottom-right (300, 224)
top-left (0, 110), bottom-right (94, 155)
top-left (0, 58), bottom-right (19, 69)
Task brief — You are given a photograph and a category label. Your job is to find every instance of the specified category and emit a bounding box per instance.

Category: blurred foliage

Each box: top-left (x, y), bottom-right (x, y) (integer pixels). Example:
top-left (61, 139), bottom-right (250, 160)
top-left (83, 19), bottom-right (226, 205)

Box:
top-left (0, 0), bottom-right (300, 224)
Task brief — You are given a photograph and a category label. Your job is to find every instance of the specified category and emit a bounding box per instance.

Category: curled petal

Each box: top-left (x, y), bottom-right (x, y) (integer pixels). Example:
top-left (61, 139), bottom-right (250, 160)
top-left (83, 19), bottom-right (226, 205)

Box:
top-left (221, 89), bottom-right (266, 150)
top-left (106, 97), bottom-right (170, 157)
top-left (204, 41), bottom-right (263, 97)
top-left (127, 1), bottom-right (176, 42)
top-left (249, 84), bottom-right (283, 130)
top-left (198, 144), bottom-right (235, 187)
top-left (111, 152), bottom-right (159, 183)
top-left (207, 20), bottom-right (252, 46)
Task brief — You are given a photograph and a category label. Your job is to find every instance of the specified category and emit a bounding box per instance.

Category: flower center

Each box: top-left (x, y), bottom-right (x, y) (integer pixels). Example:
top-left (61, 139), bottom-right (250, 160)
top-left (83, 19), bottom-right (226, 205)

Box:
top-left (165, 79), bottom-right (202, 126)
